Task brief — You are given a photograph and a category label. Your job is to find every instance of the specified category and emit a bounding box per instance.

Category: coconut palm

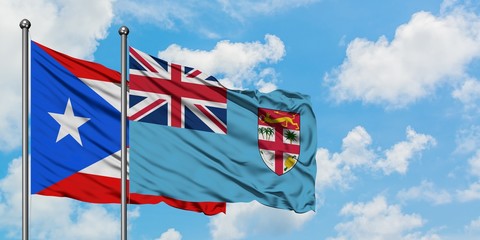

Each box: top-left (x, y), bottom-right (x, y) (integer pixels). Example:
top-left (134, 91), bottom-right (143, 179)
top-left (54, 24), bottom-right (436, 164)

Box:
top-left (284, 130), bottom-right (298, 144)
top-left (258, 127), bottom-right (266, 139)
top-left (265, 127), bottom-right (275, 140)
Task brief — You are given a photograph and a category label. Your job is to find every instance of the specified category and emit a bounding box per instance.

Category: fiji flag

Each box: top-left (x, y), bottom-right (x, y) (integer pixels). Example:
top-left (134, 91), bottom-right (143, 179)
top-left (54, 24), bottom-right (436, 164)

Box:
top-left (129, 48), bottom-right (317, 213)
top-left (30, 41), bottom-right (225, 215)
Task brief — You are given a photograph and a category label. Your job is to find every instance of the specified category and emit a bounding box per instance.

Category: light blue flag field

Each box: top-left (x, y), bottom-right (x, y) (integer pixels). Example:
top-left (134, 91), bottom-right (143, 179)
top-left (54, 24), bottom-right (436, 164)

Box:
top-left (129, 47), bottom-right (317, 213)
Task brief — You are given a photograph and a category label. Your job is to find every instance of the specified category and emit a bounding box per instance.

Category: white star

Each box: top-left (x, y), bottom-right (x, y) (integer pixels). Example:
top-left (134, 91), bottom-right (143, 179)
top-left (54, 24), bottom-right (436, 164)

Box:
top-left (49, 98), bottom-right (90, 146)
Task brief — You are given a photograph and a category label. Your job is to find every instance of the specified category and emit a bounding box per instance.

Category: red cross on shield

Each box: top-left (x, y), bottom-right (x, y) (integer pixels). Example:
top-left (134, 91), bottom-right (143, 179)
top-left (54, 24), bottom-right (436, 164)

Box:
top-left (258, 108), bottom-right (301, 176)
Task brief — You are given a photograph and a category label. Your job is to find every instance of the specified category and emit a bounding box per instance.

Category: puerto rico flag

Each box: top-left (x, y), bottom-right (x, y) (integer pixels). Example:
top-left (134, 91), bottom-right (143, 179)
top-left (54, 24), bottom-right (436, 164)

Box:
top-left (31, 41), bottom-right (225, 215)
top-left (129, 47), bottom-right (227, 134)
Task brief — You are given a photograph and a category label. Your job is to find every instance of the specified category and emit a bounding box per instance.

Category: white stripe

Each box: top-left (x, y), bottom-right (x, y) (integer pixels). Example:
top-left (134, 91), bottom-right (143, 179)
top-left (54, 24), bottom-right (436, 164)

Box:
top-left (130, 69), bottom-right (169, 80)
top-left (129, 90), bottom-right (170, 122)
top-left (80, 78), bottom-right (120, 111)
top-left (131, 62), bottom-right (225, 89)
top-left (79, 150), bottom-right (130, 179)
top-left (183, 98), bottom-right (227, 134)
top-left (183, 97), bottom-right (226, 108)
top-left (130, 69), bottom-right (155, 78)
top-left (130, 47), bottom-right (169, 75)
top-left (181, 70), bottom-right (224, 88)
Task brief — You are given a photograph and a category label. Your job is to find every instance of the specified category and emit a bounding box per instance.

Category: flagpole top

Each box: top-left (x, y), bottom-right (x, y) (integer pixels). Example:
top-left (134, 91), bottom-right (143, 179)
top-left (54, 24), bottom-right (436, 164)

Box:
top-left (19, 19), bottom-right (31, 29)
top-left (118, 26), bottom-right (129, 36)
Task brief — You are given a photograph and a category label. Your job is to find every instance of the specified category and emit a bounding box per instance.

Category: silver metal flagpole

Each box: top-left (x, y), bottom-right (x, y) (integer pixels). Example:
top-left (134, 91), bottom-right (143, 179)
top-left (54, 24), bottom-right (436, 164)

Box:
top-left (20, 18), bottom-right (31, 240)
top-left (119, 25), bottom-right (129, 240)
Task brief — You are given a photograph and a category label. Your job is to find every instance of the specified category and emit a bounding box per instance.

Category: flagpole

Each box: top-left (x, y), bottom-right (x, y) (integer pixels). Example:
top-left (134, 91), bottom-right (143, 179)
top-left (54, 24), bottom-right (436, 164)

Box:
top-left (20, 18), bottom-right (31, 240)
top-left (119, 25), bottom-right (129, 240)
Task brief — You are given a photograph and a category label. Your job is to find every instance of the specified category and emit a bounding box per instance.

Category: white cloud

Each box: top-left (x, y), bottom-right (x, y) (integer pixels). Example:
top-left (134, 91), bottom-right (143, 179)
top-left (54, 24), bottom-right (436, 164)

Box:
top-left (465, 217), bottom-right (480, 233)
top-left (116, 0), bottom-right (319, 31)
top-left (255, 79), bottom-right (277, 93)
top-left (440, 0), bottom-right (459, 13)
top-left (254, 68), bottom-right (279, 93)
top-left (375, 127), bottom-right (436, 175)
top-left (31, 201), bottom-right (119, 240)
top-left (435, 216), bottom-right (480, 240)
top-left (339, 126), bottom-right (376, 167)
top-left (457, 182), bottom-right (480, 202)
top-left (455, 125), bottom-right (480, 154)
top-left (328, 196), bottom-right (429, 240)
top-left (403, 232), bottom-right (442, 240)
top-left (7, 0), bottom-right (114, 59)
top-left (315, 148), bottom-right (354, 191)
top-left (116, 0), bottom-right (319, 38)
top-left (115, 0), bottom-right (193, 29)
top-left (456, 143), bottom-right (480, 202)
top-left (128, 206), bottom-right (140, 219)
top-left (218, 0), bottom-right (319, 21)
top-left (316, 126), bottom-right (435, 190)
top-left (315, 126), bottom-right (375, 190)
top-left (452, 78), bottom-right (480, 111)
top-left (468, 150), bottom-right (480, 177)
top-left (155, 228), bottom-right (182, 240)
top-left (0, 158), bottom-right (120, 239)
top-left (0, 158), bottom-right (23, 232)
top-left (396, 180), bottom-right (452, 205)
top-left (326, 8), bottom-right (480, 108)
top-left (0, 0), bottom-right (114, 151)
top-left (158, 34), bottom-right (285, 90)
top-left (209, 201), bottom-right (314, 240)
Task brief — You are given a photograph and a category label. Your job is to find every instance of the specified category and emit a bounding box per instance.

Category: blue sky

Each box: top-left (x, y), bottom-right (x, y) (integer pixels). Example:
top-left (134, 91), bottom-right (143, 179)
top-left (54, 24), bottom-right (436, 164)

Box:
top-left (1, 0), bottom-right (480, 239)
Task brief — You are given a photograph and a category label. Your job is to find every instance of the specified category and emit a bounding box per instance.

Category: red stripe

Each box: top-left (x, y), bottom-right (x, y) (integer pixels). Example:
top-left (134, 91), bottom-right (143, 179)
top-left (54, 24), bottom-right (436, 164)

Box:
top-left (37, 172), bottom-right (226, 215)
top-left (33, 41), bottom-right (120, 83)
top-left (129, 98), bottom-right (166, 121)
top-left (186, 69), bottom-right (202, 78)
top-left (130, 75), bottom-right (227, 103)
top-left (258, 140), bottom-right (300, 153)
top-left (275, 151), bottom-right (283, 175)
top-left (194, 104), bottom-right (227, 133)
top-left (276, 124), bottom-right (285, 175)
top-left (129, 47), bottom-right (158, 73)
top-left (170, 64), bottom-right (182, 128)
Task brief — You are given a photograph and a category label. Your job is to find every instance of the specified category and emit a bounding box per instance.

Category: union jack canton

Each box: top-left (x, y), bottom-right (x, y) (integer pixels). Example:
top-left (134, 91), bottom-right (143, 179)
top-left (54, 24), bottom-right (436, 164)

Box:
top-left (129, 47), bottom-right (227, 134)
